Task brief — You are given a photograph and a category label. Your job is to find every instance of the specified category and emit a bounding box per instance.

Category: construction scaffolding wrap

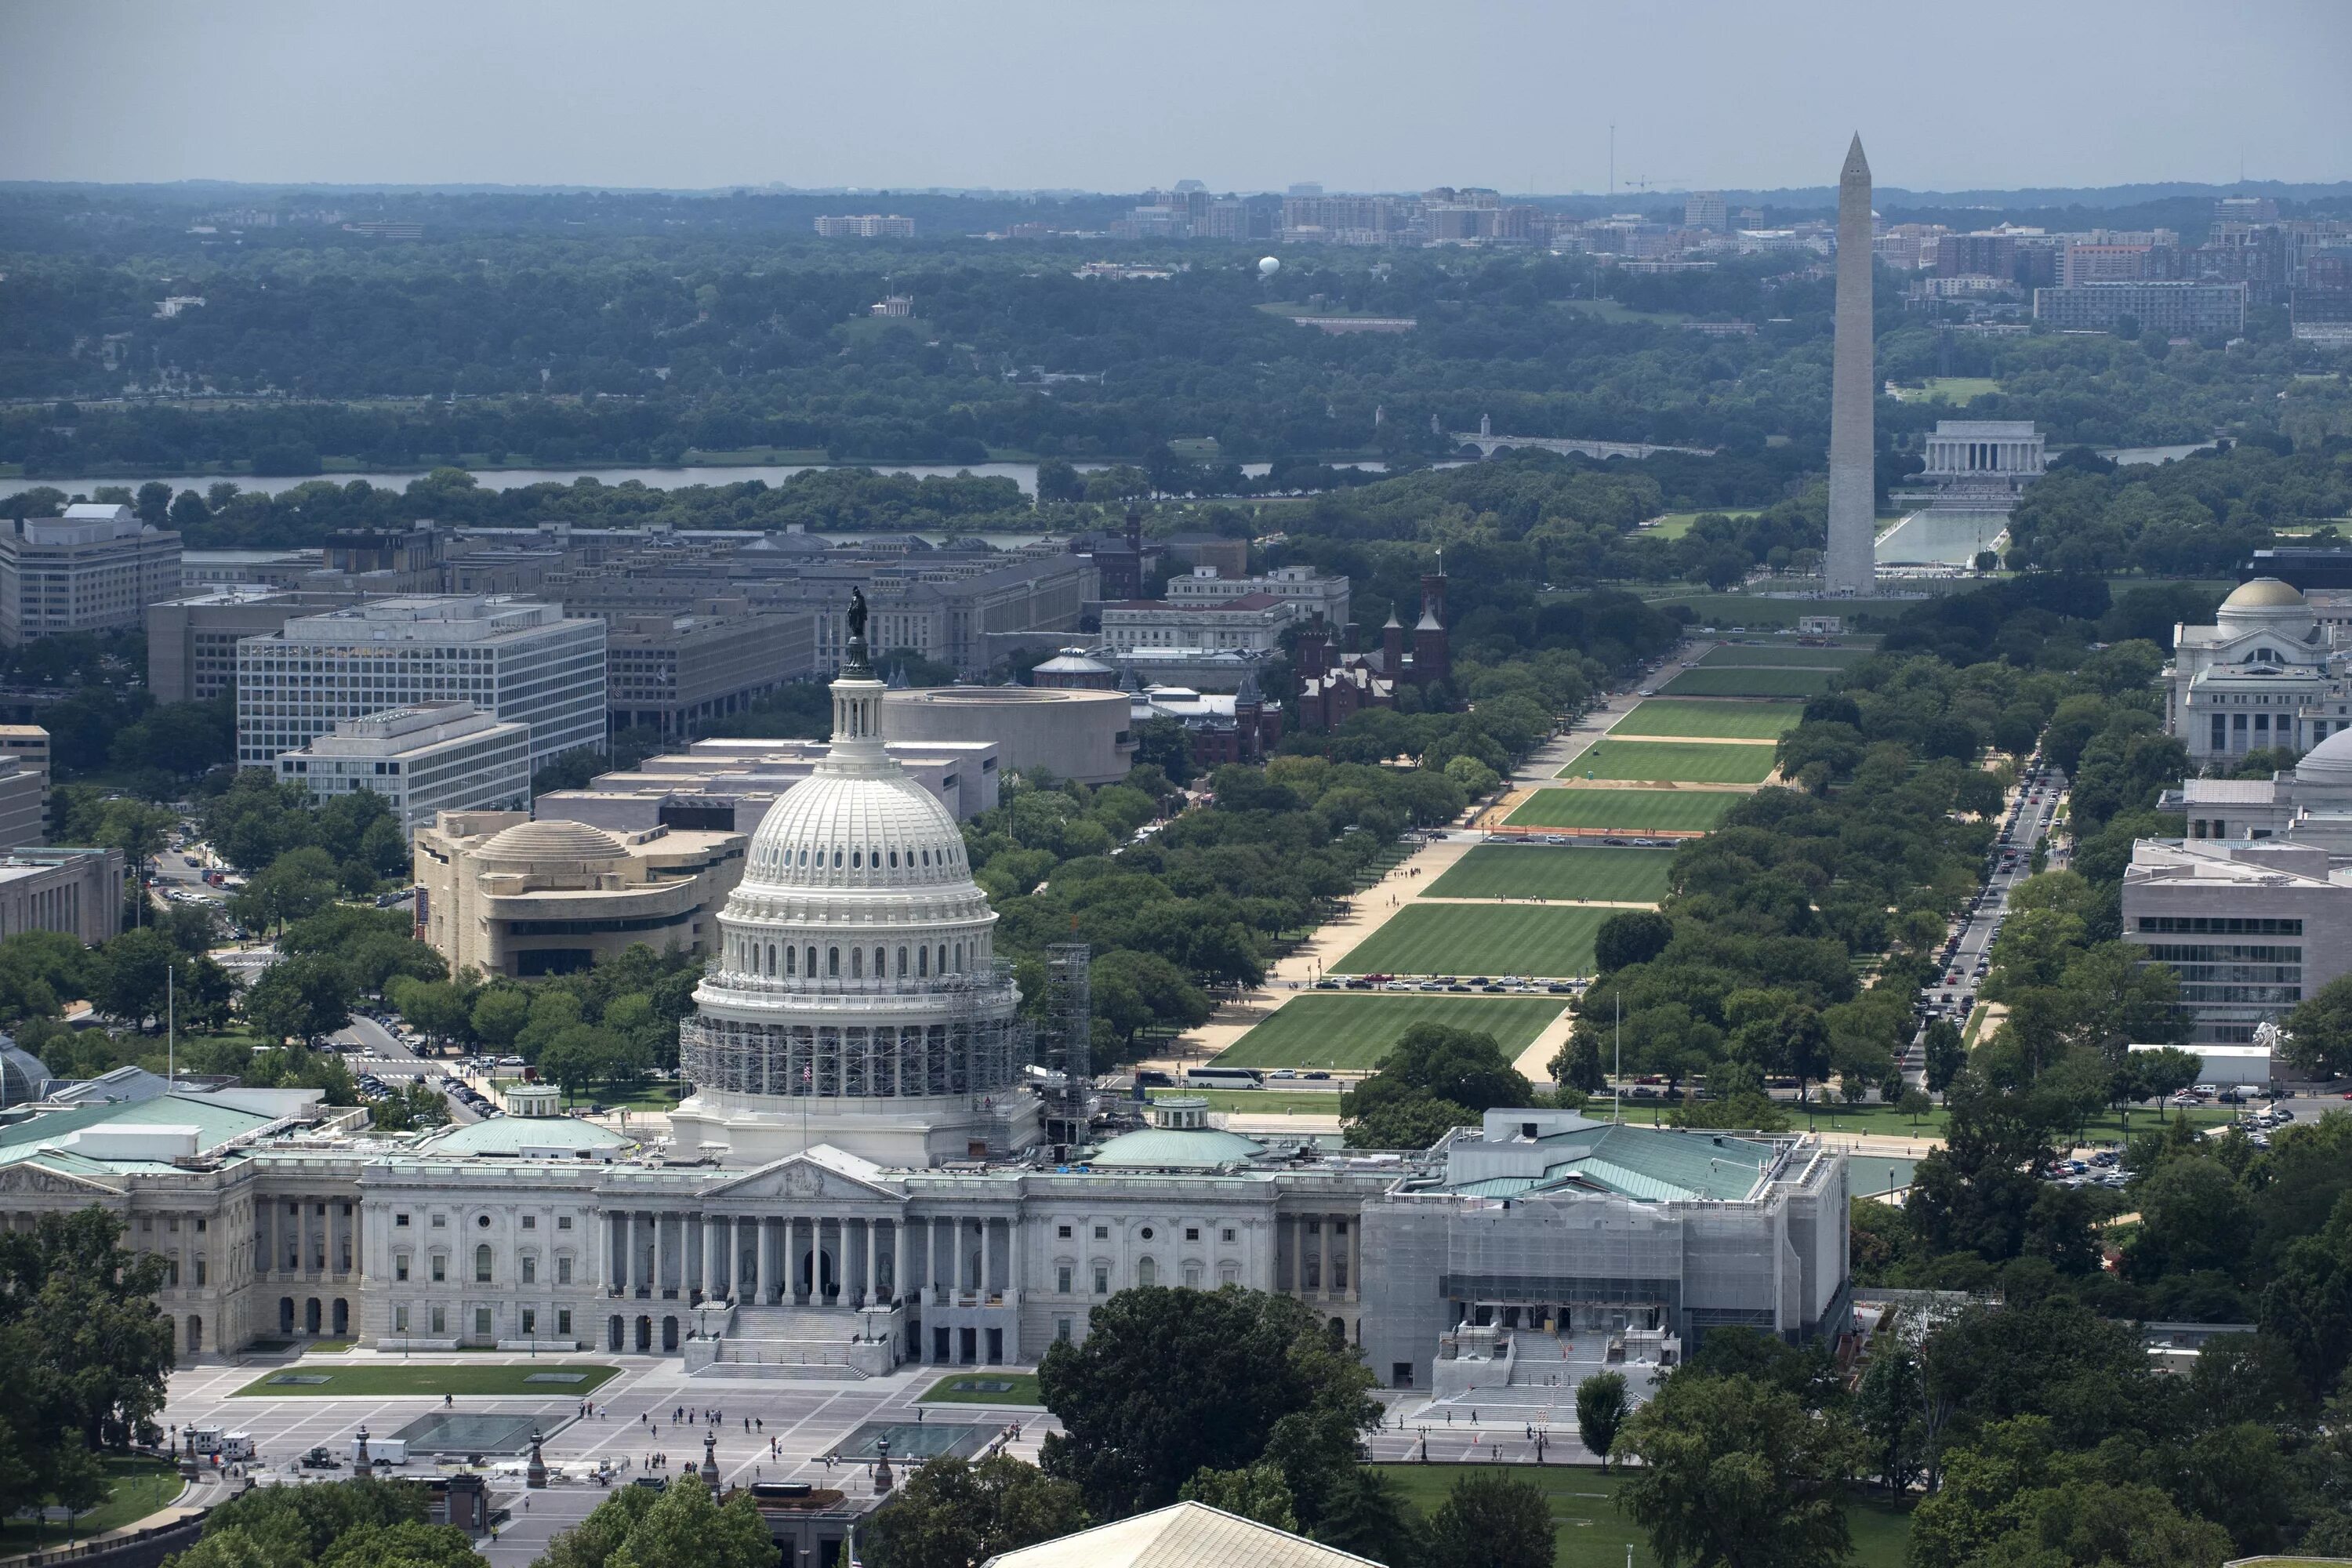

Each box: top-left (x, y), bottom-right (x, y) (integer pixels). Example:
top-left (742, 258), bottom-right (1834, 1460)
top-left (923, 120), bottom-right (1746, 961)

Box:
top-left (680, 961), bottom-right (1030, 1102)
top-left (1040, 943), bottom-right (1091, 1146)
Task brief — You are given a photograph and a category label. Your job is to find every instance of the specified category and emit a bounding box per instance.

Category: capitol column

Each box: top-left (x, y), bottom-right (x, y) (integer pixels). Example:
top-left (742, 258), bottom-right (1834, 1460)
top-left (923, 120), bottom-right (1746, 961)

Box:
top-left (894, 1218), bottom-right (911, 1306)
top-left (862, 1219), bottom-right (879, 1308)
top-left (626, 1212), bottom-right (641, 1296)
top-left (756, 1217), bottom-right (777, 1305)
top-left (978, 1216), bottom-right (994, 1301)
top-left (654, 1212), bottom-right (670, 1299)
top-left (701, 1215), bottom-right (720, 1305)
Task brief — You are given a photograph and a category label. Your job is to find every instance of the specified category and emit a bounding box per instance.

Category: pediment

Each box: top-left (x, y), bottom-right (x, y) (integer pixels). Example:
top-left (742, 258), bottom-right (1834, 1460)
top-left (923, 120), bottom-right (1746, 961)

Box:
top-left (0, 1158), bottom-right (126, 1197)
top-left (703, 1149), bottom-right (899, 1205)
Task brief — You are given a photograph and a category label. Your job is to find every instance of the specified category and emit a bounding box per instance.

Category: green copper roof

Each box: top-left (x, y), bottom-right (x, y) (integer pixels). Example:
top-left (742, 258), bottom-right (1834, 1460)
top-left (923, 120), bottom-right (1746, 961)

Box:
top-left (1450, 1123), bottom-right (1777, 1203)
top-left (419, 1115), bottom-right (633, 1157)
top-left (1087, 1126), bottom-right (1265, 1169)
top-left (0, 1092), bottom-right (280, 1165)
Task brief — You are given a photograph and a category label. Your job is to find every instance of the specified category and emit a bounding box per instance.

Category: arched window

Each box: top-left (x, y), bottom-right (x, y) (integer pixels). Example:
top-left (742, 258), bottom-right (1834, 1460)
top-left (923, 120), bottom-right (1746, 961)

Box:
top-left (799, 847), bottom-right (808, 866)
top-left (888, 849), bottom-right (898, 868)
top-left (827, 947), bottom-right (840, 978)
top-left (954, 942), bottom-right (964, 972)
top-left (474, 1244), bottom-right (492, 1283)
top-left (937, 944), bottom-right (948, 975)
top-left (851, 949), bottom-right (864, 979)
top-left (851, 849), bottom-right (862, 869)
top-left (766, 943), bottom-right (777, 976)
top-left (873, 946), bottom-right (886, 979)
top-left (1136, 1257), bottom-right (1157, 1288)
top-left (806, 946), bottom-right (818, 977)
top-left (921, 848), bottom-right (930, 866)
top-left (897, 946), bottom-right (909, 977)
top-left (918, 946), bottom-right (929, 977)
top-left (833, 848), bottom-right (843, 869)
top-left (786, 946), bottom-right (797, 976)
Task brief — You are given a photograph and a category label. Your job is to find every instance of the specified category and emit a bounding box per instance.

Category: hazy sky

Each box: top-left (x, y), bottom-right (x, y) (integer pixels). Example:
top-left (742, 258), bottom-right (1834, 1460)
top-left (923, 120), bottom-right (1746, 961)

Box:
top-left (5, 0), bottom-right (2347, 194)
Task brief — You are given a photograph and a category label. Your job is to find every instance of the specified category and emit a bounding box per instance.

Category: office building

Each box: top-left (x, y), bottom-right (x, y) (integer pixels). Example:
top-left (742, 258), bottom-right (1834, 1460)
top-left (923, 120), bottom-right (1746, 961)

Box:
top-left (2122, 837), bottom-right (2352, 1044)
top-left (412, 811), bottom-right (746, 978)
top-left (880, 684), bottom-right (1134, 786)
top-left (535, 734), bottom-right (998, 837)
top-left (0, 846), bottom-right (124, 944)
top-left (0, 726), bottom-right (49, 793)
top-left (1684, 192), bottom-right (1728, 234)
top-left (0, 504), bottom-right (183, 644)
top-left (812, 214), bottom-right (914, 238)
top-left (1163, 564), bottom-right (1350, 626)
top-left (0, 758), bottom-right (42, 851)
top-left (234, 596), bottom-right (607, 769)
top-left (147, 587), bottom-right (361, 704)
top-left (607, 611), bottom-right (818, 738)
top-left (1100, 593), bottom-right (1296, 657)
top-left (2033, 281), bottom-right (2248, 338)
top-left (274, 703), bottom-right (532, 836)
top-left (180, 549), bottom-right (325, 589)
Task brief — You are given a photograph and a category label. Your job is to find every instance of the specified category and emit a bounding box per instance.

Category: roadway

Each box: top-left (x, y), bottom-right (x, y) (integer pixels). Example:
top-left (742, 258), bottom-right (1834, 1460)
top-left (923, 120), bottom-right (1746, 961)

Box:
top-left (1919, 760), bottom-right (2068, 1041)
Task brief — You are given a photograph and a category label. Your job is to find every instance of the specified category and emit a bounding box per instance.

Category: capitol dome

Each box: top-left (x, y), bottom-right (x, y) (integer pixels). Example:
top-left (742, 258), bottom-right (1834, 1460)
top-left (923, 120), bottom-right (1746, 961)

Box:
top-left (670, 608), bottom-right (1034, 1168)
top-left (2296, 725), bottom-right (2352, 784)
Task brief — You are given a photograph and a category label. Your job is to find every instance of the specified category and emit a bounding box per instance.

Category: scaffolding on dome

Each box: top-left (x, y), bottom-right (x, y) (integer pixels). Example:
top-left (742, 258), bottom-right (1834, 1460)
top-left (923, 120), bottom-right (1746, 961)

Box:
top-left (679, 960), bottom-right (1032, 1102)
top-left (1040, 943), bottom-right (1092, 1152)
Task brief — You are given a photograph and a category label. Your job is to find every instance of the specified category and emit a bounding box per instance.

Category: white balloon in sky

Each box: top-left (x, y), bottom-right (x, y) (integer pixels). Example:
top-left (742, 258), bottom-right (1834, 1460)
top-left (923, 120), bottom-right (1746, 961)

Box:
top-left (1258, 256), bottom-right (1280, 278)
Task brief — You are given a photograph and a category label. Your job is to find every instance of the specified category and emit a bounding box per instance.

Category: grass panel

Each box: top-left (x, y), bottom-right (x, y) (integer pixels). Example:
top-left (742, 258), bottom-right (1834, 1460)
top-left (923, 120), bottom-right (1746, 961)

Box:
top-left (1617, 699), bottom-right (1802, 739)
top-left (1216, 994), bottom-right (1568, 1070)
top-left (1565, 740), bottom-right (1777, 785)
top-left (1330, 906), bottom-right (1611, 979)
top-left (1504, 789), bottom-right (1740, 833)
top-left (1659, 667), bottom-right (1833, 699)
top-left (1425, 845), bottom-right (1675, 903)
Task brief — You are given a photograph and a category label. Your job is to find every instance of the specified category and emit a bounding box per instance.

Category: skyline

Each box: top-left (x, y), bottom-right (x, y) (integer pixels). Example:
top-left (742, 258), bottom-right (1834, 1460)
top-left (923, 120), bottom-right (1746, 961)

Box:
top-left (2, 0), bottom-right (2348, 194)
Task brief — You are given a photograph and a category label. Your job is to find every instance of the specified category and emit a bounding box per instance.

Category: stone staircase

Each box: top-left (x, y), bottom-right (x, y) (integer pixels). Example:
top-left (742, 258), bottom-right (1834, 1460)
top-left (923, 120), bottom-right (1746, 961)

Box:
top-left (684, 1301), bottom-right (896, 1381)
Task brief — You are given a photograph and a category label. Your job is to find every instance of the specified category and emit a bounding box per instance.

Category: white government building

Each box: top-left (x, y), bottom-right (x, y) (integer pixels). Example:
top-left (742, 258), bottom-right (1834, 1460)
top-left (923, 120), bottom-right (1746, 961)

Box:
top-left (0, 620), bottom-right (1849, 1384)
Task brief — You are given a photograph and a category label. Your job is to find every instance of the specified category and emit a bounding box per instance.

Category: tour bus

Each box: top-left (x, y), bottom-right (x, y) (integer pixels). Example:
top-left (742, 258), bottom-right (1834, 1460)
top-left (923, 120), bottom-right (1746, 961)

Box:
top-left (1185, 1066), bottom-right (1264, 1089)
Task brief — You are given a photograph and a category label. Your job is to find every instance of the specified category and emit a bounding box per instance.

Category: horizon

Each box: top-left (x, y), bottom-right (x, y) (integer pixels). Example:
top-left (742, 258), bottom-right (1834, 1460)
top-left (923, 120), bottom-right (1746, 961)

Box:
top-left (3, 0), bottom-right (2347, 192)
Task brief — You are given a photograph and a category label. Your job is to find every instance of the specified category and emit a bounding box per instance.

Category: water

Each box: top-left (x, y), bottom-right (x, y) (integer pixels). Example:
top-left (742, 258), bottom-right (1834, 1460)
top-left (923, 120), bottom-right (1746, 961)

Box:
top-left (1876, 509), bottom-right (2009, 568)
top-left (0, 457), bottom-right (1403, 506)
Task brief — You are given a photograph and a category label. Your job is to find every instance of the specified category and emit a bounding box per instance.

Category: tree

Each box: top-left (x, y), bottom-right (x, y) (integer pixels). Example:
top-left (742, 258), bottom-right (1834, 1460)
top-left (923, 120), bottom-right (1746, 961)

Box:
top-left (1343, 1022), bottom-right (1530, 1149)
top-left (2281, 975), bottom-right (2352, 1081)
top-left (243, 954), bottom-right (356, 1046)
top-left (1853, 1345), bottom-right (1926, 1494)
top-left (604, 1475), bottom-right (775, 1568)
top-left (321, 1521), bottom-right (488, 1568)
top-left (1923, 1019), bottom-right (1965, 1099)
top-left (2133, 1047), bottom-right (2202, 1121)
top-left (1575, 1371), bottom-right (1630, 1468)
top-left (1036, 1286), bottom-right (1379, 1523)
top-left (1614, 1373), bottom-right (1864, 1568)
top-left (538, 1485), bottom-right (660, 1568)
top-left (1180, 1464), bottom-right (1298, 1532)
top-left (469, 985), bottom-right (532, 1051)
top-left (229, 848), bottom-right (342, 935)
top-left (93, 927), bottom-right (176, 1029)
top-left (864, 1454), bottom-right (1088, 1568)
top-left (1595, 910), bottom-right (1675, 973)
top-left (0, 1210), bottom-right (174, 1522)
top-left (1428, 1471), bottom-right (1556, 1568)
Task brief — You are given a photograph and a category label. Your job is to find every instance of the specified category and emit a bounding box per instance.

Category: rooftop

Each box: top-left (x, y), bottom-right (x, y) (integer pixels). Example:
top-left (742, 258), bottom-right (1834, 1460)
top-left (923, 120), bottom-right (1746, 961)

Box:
top-left (979, 1501), bottom-right (1384, 1568)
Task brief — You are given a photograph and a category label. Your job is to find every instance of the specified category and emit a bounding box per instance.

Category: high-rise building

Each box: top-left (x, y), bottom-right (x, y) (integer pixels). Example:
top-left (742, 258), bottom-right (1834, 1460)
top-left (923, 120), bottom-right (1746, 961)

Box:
top-left (1824, 136), bottom-right (1878, 598)
top-left (605, 611), bottom-right (818, 738)
top-left (0, 505), bottom-right (183, 644)
top-left (234, 595), bottom-right (607, 769)
top-left (2031, 281), bottom-right (2248, 339)
top-left (1684, 192), bottom-right (1728, 234)
top-left (812, 214), bottom-right (914, 238)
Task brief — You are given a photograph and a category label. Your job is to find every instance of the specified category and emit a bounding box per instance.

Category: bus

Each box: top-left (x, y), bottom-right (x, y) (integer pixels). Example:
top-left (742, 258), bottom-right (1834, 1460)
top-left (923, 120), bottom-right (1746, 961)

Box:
top-left (1185, 1066), bottom-right (1263, 1089)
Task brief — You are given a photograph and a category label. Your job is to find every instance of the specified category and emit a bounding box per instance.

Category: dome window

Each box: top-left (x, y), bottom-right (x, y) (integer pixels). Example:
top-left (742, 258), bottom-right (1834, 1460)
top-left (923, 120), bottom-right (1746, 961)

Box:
top-left (921, 848), bottom-right (931, 866)
top-left (918, 946), bottom-right (929, 977)
top-left (827, 947), bottom-right (840, 978)
top-left (799, 847), bottom-right (808, 866)
top-left (833, 848), bottom-right (844, 869)
top-left (852, 850), bottom-right (862, 869)
top-left (851, 949), bottom-right (864, 979)
top-left (888, 849), bottom-right (898, 868)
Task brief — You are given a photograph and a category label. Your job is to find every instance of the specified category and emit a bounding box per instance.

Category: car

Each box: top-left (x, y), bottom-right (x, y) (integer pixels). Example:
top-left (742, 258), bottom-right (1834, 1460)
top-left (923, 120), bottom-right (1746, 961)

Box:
top-left (1303, 1071), bottom-right (1331, 1080)
top-left (299, 1447), bottom-right (343, 1469)
top-left (1314, 978), bottom-right (1339, 990)
top-left (1269, 1069), bottom-right (1296, 1080)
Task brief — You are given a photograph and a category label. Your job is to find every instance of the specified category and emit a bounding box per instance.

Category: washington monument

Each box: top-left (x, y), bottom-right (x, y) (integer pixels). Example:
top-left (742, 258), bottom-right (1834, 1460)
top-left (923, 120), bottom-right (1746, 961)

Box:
top-left (1824, 134), bottom-right (1877, 597)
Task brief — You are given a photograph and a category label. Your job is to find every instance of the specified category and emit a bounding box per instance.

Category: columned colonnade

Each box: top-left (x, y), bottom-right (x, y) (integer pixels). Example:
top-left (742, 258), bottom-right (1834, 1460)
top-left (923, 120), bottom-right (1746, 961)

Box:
top-left (600, 1210), bottom-right (1025, 1308)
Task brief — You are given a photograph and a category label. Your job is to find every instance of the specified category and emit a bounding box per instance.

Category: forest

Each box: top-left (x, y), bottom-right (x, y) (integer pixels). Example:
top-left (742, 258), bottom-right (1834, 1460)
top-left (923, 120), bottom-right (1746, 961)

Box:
top-left (4, 185), bottom-right (2345, 479)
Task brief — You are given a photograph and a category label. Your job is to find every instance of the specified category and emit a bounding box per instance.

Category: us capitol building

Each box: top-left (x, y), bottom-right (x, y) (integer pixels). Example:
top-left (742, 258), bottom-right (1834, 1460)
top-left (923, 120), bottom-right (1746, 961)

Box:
top-left (0, 615), bottom-right (1849, 1388)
